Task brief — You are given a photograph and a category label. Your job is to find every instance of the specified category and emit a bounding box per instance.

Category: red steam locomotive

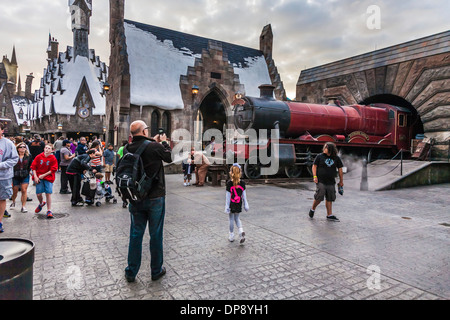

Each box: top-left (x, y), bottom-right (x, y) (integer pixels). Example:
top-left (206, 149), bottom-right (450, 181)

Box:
top-left (231, 85), bottom-right (418, 179)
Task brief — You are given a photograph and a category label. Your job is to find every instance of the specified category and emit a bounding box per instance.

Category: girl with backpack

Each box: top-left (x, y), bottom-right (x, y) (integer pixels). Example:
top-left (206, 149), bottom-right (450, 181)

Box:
top-left (224, 163), bottom-right (249, 244)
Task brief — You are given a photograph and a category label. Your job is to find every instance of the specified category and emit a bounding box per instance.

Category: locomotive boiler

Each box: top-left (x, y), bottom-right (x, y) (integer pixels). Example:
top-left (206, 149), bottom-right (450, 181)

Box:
top-left (232, 85), bottom-right (415, 179)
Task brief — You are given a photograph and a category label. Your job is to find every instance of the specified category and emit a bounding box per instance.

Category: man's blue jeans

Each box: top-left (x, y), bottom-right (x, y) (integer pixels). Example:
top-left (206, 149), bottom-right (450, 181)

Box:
top-left (125, 197), bottom-right (165, 278)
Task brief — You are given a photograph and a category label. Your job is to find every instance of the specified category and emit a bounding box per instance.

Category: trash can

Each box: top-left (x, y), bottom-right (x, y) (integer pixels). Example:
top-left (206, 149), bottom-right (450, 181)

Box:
top-left (0, 238), bottom-right (35, 300)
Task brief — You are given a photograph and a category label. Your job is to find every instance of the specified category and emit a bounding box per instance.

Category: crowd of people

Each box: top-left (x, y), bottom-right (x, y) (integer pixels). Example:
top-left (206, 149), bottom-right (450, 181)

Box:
top-left (0, 128), bottom-right (119, 233)
top-left (0, 121), bottom-right (345, 285)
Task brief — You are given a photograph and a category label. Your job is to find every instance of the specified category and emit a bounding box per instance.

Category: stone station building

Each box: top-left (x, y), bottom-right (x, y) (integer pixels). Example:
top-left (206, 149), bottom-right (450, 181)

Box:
top-left (106, 0), bottom-right (285, 147)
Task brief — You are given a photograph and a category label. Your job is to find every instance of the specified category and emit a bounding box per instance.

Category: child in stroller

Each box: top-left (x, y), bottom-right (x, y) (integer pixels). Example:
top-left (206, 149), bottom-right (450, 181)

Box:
top-left (82, 172), bottom-right (117, 206)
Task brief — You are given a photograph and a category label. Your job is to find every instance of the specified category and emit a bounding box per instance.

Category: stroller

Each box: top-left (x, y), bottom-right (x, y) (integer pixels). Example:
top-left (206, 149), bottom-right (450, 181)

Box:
top-left (81, 172), bottom-right (117, 206)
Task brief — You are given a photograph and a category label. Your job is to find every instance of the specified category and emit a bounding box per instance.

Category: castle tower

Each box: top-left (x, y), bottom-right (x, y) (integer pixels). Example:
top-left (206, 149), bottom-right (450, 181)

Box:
top-left (2, 46), bottom-right (18, 91)
top-left (69, 0), bottom-right (92, 58)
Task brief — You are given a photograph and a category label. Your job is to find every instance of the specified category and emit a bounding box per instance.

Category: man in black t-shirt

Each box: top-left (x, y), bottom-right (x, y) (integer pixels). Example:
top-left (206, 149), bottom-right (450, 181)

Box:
top-left (309, 142), bottom-right (344, 222)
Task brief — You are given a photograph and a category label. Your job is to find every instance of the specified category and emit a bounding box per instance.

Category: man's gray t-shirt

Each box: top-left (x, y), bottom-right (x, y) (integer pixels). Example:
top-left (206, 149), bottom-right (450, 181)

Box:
top-left (60, 147), bottom-right (73, 167)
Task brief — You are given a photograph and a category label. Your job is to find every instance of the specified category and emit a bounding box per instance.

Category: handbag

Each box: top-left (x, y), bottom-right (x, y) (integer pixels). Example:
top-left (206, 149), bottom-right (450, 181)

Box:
top-left (14, 169), bottom-right (29, 179)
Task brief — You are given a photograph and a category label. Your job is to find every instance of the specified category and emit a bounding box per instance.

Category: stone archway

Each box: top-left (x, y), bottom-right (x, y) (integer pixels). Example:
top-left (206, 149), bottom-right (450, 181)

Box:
top-left (194, 89), bottom-right (227, 144)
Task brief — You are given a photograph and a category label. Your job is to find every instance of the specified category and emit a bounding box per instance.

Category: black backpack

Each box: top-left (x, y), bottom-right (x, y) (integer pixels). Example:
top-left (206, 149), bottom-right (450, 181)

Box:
top-left (115, 140), bottom-right (157, 204)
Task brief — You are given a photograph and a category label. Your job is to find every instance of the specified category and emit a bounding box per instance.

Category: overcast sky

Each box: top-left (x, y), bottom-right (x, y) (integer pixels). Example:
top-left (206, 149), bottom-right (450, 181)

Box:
top-left (1, 0), bottom-right (449, 99)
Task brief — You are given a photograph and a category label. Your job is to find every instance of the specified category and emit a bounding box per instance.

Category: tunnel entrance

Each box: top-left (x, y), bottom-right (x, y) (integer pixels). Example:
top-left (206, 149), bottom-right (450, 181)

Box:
top-left (361, 94), bottom-right (424, 139)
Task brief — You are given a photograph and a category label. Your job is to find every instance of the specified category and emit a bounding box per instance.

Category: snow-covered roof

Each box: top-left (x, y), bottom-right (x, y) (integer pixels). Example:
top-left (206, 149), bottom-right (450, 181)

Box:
top-left (11, 95), bottom-right (31, 126)
top-left (30, 47), bottom-right (107, 120)
top-left (124, 20), bottom-right (271, 110)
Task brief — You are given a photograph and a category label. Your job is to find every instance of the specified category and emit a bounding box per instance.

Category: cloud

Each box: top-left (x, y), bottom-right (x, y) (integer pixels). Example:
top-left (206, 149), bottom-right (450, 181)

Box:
top-left (1, 0), bottom-right (449, 100)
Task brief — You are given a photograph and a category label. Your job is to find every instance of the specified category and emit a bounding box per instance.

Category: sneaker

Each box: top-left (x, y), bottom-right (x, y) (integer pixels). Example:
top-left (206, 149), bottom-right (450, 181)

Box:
top-left (21, 207), bottom-right (28, 213)
top-left (309, 209), bottom-right (315, 218)
top-left (27, 197), bottom-right (33, 201)
top-left (10, 202), bottom-right (15, 208)
top-left (35, 202), bottom-right (46, 213)
top-left (0, 222), bottom-right (3, 233)
top-left (3, 210), bottom-right (11, 218)
top-left (183, 182), bottom-right (187, 186)
top-left (46, 211), bottom-right (54, 219)
top-left (239, 232), bottom-right (246, 244)
top-left (327, 215), bottom-right (340, 222)
top-left (228, 232), bottom-right (235, 242)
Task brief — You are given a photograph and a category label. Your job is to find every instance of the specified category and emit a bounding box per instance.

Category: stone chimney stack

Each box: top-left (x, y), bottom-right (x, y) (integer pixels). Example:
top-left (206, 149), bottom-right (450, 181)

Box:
top-left (47, 36), bottom-right (59, 61)
top-left (110, 0), bottom-right (125, 43)
top-left (25, 73), bottom-right (34, 100)
top-left (260, 24), bottom-right (273, 60)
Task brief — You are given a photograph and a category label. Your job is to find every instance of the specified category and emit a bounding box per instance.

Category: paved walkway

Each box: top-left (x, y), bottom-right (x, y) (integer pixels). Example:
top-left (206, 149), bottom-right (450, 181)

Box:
top-left (0, 172), bottom-right (449, 300)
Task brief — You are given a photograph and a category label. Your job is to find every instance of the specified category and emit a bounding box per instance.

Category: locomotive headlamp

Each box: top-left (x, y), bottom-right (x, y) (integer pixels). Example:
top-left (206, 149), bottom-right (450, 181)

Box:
top-left (192, 85), bottom-right (199, 95)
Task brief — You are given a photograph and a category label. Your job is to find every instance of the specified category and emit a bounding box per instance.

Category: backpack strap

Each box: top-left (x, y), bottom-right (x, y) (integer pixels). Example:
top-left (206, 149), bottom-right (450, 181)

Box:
top-left (124, 140), bottom-right (151, 156)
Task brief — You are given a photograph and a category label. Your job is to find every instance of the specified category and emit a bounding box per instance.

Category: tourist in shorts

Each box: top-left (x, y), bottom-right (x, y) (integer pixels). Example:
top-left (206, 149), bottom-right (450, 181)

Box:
top-left (11, 142), bottom-right (32, 213)
top-left (0, 123), bottom-right (19, 232)
top-left (31, 144), bottom-right (58, 219)
top-left (309, 142), bottom-right (344, 222)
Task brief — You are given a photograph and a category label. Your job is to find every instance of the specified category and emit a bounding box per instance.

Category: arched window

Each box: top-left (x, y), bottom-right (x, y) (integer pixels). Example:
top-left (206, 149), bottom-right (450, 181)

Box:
top-left (151, 110), bottom-right (160, 137)
top-left (162, 112), bottom-right (171, 137)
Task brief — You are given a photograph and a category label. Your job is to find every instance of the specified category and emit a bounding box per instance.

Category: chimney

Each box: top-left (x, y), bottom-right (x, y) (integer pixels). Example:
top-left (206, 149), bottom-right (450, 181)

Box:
top-left (260, 24), bottom-right (273, 60)
top-left (47, 37), bottom-right (59, 60)
top-left (110, 0), bottom-right (125, 44)
top-left (259, 84), bottom-right (275, 99)
top-left (25, 73), bottom-right (34, 100)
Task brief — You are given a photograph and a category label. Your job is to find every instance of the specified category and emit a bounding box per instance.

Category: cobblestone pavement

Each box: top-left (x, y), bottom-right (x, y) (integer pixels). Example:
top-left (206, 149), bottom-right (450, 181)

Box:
top-left (0, 173), bottom-right (449, 300)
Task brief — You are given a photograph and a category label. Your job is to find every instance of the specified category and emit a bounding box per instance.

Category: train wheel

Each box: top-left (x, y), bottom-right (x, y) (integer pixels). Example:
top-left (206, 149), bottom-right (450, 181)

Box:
top-left (285, 165), bottom-right (302, 178)
top-left (244, 157), bottom-right (262, 179)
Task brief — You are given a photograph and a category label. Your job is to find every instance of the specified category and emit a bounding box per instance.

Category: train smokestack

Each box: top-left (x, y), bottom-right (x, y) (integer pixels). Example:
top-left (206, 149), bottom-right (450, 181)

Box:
top-left (259, 84), bottom-right (275, 100)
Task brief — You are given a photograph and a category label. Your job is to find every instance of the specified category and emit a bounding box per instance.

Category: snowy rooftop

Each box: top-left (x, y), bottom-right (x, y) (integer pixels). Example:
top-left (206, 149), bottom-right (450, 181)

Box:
top-left (124, 20), bottom-right (271, 110)
top-left (29, 47), bottom-right (107, 120)
top-left (11, 95), bottom-right (31, 126)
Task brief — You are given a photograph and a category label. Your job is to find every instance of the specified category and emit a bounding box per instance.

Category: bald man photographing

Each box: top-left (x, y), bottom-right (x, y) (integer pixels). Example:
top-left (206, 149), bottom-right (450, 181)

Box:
top-left (124, 120), bottom-right (172, 282)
